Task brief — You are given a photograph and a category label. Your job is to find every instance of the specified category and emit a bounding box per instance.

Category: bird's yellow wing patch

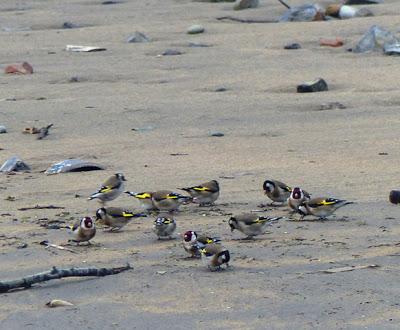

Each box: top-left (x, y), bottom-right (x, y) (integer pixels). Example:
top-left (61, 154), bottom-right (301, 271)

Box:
top-left (319, 200), bottom-right (336, 206)
top-left (136, 193), bottom-right (151, 199)
top-left (99, 186), bottom-right (112, 193)
top-left (193, 186), bottom-right (210, 191)
top-left (122, 212), bottom-right (134, 217)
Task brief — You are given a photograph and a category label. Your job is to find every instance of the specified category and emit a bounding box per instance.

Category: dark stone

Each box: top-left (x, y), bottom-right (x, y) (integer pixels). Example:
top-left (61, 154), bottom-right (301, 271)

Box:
top-left (62, 22), bottom-right (77, 29)
top-left (345, 0), bottom-right (382, 4)
top-left (161, 49), bottom-right (183, 56)
top-left (389, 190), bottom-right (400, 204)
top-left (297, 78), bottom-right (328, 93)
top-left (126, 31), bottom-right (150, 43)
top-left (284, 43), bottom-right (301, 50)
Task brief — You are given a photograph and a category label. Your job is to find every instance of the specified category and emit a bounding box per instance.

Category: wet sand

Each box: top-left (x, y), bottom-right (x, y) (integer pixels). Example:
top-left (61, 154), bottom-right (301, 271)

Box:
top-left (1, 0), bottom-right (400, 329)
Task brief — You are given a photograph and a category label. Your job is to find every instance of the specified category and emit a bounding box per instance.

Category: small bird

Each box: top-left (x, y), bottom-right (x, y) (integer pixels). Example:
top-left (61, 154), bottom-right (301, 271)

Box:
top-left (263, 179), bottom-right (292, 205)
top-left (182, 231), bottom-right (221, 257)
top-left (88, 173), bottom-right (126, 204)
top-left (200, 244), bottom-right (230, 271)
top-left (151, 190), bottom-right (191, 212)
top-left (229, 213), bottom-right (282, 239)
top-left (68, 216), bottom-right (96, 245)
top-left (288, 187), bottom-right (310, 212)
top-left (125, 191), bottom-right (158, 213)
top-left (95, 207), bottom-right (147, 231)
top-left (153, 214), bottom-right (176, 239)
top-left (179, 180), bottom-right (220, 206)
top-left (298, 198), bottom-right (353, 220)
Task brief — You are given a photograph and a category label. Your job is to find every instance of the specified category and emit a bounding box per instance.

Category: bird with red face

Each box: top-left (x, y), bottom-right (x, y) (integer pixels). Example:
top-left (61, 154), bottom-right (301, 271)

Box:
top-left (68, 217), bottom-right (96, 245)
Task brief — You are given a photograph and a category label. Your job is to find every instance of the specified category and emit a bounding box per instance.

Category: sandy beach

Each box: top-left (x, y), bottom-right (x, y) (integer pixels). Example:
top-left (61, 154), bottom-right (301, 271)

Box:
top-left (1, 0), bottom-right (400, 328)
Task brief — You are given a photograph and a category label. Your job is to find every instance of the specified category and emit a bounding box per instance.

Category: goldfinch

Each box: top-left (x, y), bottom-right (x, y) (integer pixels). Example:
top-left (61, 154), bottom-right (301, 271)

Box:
top-left (298, 198), bottom-right (353, 220)
top-left (153, 214), bottom-right (176, 239)
top-left (263, 179), bottom-right (292, 205)
top-left (125, 191), bottom-right (158, 212)
top-left (288, 187), bottom-right (311, 212)
top-left (88, 173), bottom-right (126, 204)
top-left (182, 230), bottom-right (221, 257)
top-left (151, 190), bottom-right (191, 212)
top-left (95, 207), bottom-right (147, 231)
top-left (200, 244), bottom-right (230, 271)
top-left (229, 213), bottom-right (282, 239)
top-left (179, 180), bottom-right (220, 206)
top-left (68, 217), bottom-right (96, 244)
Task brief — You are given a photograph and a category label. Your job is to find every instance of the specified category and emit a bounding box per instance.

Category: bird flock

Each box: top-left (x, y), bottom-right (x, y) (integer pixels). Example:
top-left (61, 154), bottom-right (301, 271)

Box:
top-left (67, 173), bottom-right (353, 271)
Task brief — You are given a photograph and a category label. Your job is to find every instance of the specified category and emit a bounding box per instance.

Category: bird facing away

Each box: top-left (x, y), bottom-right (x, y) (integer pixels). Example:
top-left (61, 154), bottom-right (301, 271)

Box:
top-left (68, 216), bottom-right (96, 245)
top-left (88, 173), bottom-right (126, 205)
top-left (288, 187), bottom-right (311, 212)
top-left (182, 230), bottom-right (221, 258)
top-left (125, 191), bottom-right (158, 213)
top-left (153, 214), bottom-right (177, 239)
top-left (263, 179), bottom-right (292, 205)
top-left (179, 180), bottom-right (220, 206)
top-left (200, 244), bottom-right (230, 271)
top-left (95, 207), bottom-right (147, 231)
top-left (298, 198), bottom-right (353, 220)
top-left (229, 213), bottom-right (282, 239)
top-left (151, 190), bottom-right (191, 212)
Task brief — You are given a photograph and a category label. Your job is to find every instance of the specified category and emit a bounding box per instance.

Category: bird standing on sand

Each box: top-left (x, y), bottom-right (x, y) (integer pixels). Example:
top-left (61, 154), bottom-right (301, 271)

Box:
top-left (288, 187), bottom-right (310, 212)
top-left (151, 190), bottom-right (191, 212)
top-left (179, 180), bottom-right (220, 206)
top-left (200, 244), bottom-right (230, 271)
top-left (153, 214), bottom-right (177, 239)
top-left (88, 173), bottom-right (126, 205)
top-left (182, 231), bottom-right (221, 257)
top-left (263, 179), bottom-right (292, 205)
top-left (125, 191), bottom-right (158, 213)
top-left (68, 216), bottom-right (96, 245)
top-left (298, 198), bottom-right (353, 220)
top-left (229, 213), bottom-right (282, 239)
top-left (95, 207), bottom-right (147, 231)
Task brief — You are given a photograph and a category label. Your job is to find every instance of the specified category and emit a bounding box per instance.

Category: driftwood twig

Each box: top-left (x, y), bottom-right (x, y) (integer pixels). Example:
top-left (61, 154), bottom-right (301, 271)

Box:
top-left (18, 205), bottom-right (65, 211)
top-left (217, 16), bottom-right (276, 23)
top-left (40, 240), bottom-right (77, 253)
top-left (37, 124), bottom-right (53, 140)
top-left (278, 0), bottom-right (290, 9)
top-left (0, 264), bottom-right (132, 293)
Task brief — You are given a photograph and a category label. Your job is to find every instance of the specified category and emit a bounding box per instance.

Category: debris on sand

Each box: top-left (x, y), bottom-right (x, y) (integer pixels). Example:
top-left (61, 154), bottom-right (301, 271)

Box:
top-left (353, 25), bottom-right (398, 54)
top-left (46, 299), bottom-right (74, 308)
top-left (0, 156), bottom-right (30, 173)
top-left (297, 78), bottom-right (328, 93)
top-left (317, 264), bottom-right (379, 274)
top-left (5, 62), bottom-right (33, 74)
top-left (45, 159), bottom-right (105, 175)
top-left (65, 45), bottom-right (106, 52)
top-left (234, 0), bottom-right (259, 10)
top-left (126, 31), bottom-right (150, 43)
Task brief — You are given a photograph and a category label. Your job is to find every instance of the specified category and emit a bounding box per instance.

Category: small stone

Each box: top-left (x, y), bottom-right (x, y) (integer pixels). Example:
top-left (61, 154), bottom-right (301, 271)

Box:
top-left (320, 38), bottom-right (344, 47)
top-left (188, 42), bottom-right (211, 48)
top-left (0, 126), bottom-right (6, 133)
top-left (161, 49), bottom-right (183, 56)
top-left (187, 24), bottom-right (205, 34)
top-left (284, 43), bottom-right (301, 50)
top-left (234, 0), bottom-right (259, 10)
top-left (215, 87), bottom-right (228, 92)
top-left (17, 243), bottom-right (28, 249)
top-left (156, 271), bottom-right (167, 275)
top-left (62, 22), bottom-right (77, 29)
top-left (389, 190), bottom-right (400, 204)
top-left (209, 132), bottom-right (224, 137)
top-left (319, 102), bottom-right (346, 110)
top-left (345, 0), bottom-right (382, 4)
top-left (126, 31), bottom-right (150, 43)
top-left (297, 78), bottom-right (328, 93)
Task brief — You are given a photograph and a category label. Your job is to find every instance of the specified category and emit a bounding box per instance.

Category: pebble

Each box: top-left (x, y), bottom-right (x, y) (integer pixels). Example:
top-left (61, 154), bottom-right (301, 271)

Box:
top-left (0, 126), bottom-right (6, 133)
top-left (5, 62), bottom-right (33, 74)
top-left (319, 102), bottom-right (346, 110)
top-left (284, 43), bottom-right (301, 50)
top-left (187, 24), bottom-right (205, 34)
top-left (188, 42), bottom-right (211, 48)
top-left (209, 132), bottom-right (224, 137)
top-left (161, 49), bottom-right (183, 56)
top-left (389, 190), bottom-right (400, 204)
top-left (126, 31), bottom-right (150, 43)
top-left (234, 0), bottom-right (259, 10)
top-left (297, 78), bottom-right (328, 93)
top-left (62, 22), bottom-right (78, 29)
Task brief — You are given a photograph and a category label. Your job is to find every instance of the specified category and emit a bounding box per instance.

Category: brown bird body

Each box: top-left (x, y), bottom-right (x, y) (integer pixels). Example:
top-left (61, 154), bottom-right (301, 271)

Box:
top-left (88, 173), bottom-right (126, 204)
top-left (151, 190), bottom-right (191, 212)
top-left (69, 217), bottom-right (96, 244)
top-left (298, 197), bottom-right (353, 219)
top-left (200, 244), bottom-right (230, 271)
top-left (95, 207), bottom-right (146, 231)
top-left (125, 191), bottom-right (158, 213)
top-left (179, 180), bottom-right (220, 206)
top-left (263, 179), bottom-right (292, 205)
top-left (182, 231), bottom-right (221, 257)
top-left (229, 213), bottom-right (282, 238)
